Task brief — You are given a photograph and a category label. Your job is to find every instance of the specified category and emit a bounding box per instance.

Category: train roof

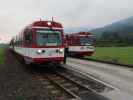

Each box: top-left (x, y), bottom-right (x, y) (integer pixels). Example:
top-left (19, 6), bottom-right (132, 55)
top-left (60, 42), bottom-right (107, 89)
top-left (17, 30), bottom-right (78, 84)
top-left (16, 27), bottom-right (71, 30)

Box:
top-left (27, 20), bottom-right (63, 29)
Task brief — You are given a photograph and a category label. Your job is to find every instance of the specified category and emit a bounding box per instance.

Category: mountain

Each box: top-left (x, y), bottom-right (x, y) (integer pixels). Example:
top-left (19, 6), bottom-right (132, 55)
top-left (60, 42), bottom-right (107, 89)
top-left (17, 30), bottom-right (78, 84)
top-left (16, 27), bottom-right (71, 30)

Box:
top-left (64, 27), bottom-right (91, 34)
top-left (91, 16), bottom-right (133, 38)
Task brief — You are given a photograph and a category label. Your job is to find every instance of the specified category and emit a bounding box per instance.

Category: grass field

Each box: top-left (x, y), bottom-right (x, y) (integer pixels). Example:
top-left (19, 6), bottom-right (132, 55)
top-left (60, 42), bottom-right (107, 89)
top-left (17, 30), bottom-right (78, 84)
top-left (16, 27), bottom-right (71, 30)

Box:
top-left (85, 47), bottom-right (133, 65)
top-left (0, 48), bottom-right (5, 64)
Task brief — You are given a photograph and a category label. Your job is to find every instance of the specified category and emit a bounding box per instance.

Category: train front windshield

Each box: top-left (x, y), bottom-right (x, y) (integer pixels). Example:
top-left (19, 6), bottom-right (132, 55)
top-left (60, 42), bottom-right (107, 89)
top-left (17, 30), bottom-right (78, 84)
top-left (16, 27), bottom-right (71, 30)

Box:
top-left (36, 30), bottom-right (62, 46)
top-left (79, 36), bottom-right (94, 46)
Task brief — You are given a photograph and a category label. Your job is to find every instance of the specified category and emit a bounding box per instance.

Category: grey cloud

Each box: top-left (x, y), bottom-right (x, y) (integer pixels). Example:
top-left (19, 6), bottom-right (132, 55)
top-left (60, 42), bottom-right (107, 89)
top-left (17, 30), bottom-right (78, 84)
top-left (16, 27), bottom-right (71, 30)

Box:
top-left (0, 0), bottom-right (133, 43)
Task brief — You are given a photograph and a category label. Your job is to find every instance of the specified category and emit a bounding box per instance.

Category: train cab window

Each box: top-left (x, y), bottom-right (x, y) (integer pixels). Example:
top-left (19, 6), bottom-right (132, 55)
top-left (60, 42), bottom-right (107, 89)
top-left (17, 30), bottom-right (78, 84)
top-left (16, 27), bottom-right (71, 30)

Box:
top-left (36, 30), bottom-right (62, 46)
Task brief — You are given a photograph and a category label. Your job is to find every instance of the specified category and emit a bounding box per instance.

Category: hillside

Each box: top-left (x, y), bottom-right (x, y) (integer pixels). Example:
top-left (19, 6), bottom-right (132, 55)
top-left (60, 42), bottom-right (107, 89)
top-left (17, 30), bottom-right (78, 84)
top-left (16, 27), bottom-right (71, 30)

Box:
top-left (64, 27), bottom-right (91, 33)
top-left (90, 16), bottom-right (133, 46)
top-left (91, 16), bottom-right (133, 38)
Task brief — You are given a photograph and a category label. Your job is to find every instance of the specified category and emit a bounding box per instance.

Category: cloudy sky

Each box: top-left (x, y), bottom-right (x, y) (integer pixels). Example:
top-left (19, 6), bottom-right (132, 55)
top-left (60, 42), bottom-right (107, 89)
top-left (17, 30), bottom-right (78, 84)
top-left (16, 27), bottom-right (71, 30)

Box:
top-left (0, 0), bottom-right (133, 43)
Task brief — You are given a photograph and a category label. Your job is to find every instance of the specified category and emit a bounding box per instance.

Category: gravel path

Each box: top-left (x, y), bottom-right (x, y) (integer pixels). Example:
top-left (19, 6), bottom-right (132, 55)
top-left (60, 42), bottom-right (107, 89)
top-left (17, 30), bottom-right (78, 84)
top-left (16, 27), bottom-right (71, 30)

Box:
top-left (0, 50), bottom-right (50, 100)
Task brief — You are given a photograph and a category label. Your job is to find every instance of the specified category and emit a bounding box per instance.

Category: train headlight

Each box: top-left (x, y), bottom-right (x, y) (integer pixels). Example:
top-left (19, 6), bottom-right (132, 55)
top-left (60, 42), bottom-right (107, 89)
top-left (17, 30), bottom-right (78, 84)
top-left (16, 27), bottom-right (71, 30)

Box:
top-left (59, 48), bottom-right (64, 53)
top-left (47, 22), bottom-right (51, 26)
top-left (37, 49), bottom-right (42, 54)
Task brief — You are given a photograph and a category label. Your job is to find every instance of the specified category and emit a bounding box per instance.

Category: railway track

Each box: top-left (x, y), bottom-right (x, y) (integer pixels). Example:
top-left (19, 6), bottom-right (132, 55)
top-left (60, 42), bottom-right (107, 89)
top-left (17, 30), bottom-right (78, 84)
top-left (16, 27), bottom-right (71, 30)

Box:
top-left (32, 67), bottom-right (111, 100)
top-left (55, 69), bottom-right (114, 93)
top-left (35, 75), bottom-right (77, 100)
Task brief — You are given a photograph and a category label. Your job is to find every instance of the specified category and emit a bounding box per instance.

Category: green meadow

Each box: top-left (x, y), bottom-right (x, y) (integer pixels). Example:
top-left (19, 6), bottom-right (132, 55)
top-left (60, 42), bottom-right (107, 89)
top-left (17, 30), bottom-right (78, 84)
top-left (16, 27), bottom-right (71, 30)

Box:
top-left (85, 47), bottom-right (133, 65)
top-left (0, 48), bottom-right (5, 64)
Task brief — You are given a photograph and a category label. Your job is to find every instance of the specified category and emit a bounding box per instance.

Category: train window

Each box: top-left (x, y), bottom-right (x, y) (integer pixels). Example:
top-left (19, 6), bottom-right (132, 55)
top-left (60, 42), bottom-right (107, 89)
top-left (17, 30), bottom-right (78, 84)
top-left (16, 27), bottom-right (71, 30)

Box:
top-left (16, 36), bottom-right (18, 46)
top-left (24, 29), bottom-right (32, 45)
top-left (36, 30), bottom-right (62, 46)
top-left (80, 36), bottom-right (94, 45)
top-left (18, 34), bottom-right (21, 46)
top-left (20, 33), bottom-right (23, 46)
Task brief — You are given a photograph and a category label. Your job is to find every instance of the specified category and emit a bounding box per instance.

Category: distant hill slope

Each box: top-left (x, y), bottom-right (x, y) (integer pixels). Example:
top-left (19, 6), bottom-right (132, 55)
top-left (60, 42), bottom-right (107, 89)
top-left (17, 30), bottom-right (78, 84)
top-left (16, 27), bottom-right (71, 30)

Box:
top-left (91, 16), bottom-right (133, 38)
top-left (0, 44), bottom-right (8, 48)
top-left (64, 27), bottom-right (91, 34)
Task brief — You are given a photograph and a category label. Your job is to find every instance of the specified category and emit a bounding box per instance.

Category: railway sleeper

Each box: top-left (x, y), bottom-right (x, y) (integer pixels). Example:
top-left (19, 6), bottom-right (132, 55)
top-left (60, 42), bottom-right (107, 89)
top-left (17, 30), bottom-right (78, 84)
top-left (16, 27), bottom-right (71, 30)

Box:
top-left (79, 90), bottom-right (91, 95)
top-left (46, 85), bottom-right (55, 89)
top-left (62, 83), bottom-right (73, 87)
top-left (69, 87), bottom-right (79, 91)
top-left (51, 76), bottom-right (61, 80)
top-left (51, 90), bottom-right (61, 94)
top-left (56, 79), bottom-right (66, 83)
top-left (41, 81), bottom-right (51, 85)
top-left (45, 75), bottom-right (81, 100)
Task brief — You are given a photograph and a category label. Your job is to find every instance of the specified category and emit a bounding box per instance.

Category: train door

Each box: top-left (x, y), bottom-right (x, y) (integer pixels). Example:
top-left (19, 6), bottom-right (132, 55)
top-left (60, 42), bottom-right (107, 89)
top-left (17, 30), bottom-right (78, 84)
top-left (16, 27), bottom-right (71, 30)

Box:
top-left (24, 29), bottom-right (33, 64)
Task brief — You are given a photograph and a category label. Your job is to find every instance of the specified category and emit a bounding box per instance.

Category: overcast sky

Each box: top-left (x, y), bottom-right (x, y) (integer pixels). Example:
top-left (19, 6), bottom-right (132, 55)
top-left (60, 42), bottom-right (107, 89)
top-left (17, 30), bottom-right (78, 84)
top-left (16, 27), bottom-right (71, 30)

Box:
top-left (0, 0), bottom-right (133, 43)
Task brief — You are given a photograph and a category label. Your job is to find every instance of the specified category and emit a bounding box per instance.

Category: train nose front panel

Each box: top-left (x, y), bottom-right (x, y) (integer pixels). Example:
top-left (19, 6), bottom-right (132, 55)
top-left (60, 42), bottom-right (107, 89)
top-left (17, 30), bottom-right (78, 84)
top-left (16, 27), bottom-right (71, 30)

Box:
top-left (29, 48), bottom-right (64, 58)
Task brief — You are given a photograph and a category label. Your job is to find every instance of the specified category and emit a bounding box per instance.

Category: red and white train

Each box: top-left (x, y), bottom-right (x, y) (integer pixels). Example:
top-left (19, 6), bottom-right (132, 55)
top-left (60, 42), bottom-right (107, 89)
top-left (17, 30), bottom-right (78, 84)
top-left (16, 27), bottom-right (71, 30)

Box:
top-left (65, 32), bottom-right (95, 57)
top-left (10, 20), bottom-right (66, 65)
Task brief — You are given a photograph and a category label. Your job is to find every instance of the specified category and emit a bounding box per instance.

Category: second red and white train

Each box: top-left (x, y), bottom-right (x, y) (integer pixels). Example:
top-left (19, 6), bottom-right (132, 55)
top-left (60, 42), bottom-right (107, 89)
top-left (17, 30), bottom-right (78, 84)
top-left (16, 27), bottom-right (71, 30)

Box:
top-left (65, 32), bottom-right (95, 57)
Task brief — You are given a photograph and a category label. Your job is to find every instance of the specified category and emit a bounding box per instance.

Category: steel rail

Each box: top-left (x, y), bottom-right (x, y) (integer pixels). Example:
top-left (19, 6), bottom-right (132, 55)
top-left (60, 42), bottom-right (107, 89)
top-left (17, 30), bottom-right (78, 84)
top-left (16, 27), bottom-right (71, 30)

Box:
top-left (44, 71), bottom-right (107, 100)
top-left (45, 74), bottom-right (81, 100)
top-left (54, 71), bottom-right (108, 97)
top-left (33, 72), bottom-right (79, 100)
